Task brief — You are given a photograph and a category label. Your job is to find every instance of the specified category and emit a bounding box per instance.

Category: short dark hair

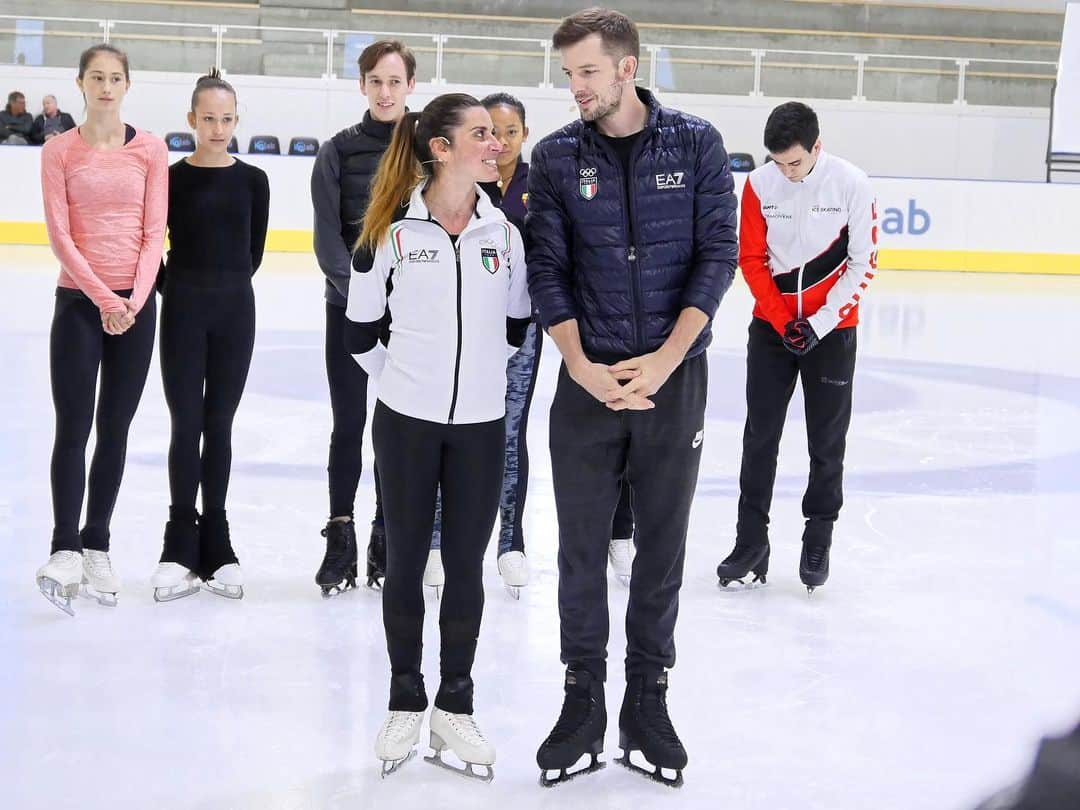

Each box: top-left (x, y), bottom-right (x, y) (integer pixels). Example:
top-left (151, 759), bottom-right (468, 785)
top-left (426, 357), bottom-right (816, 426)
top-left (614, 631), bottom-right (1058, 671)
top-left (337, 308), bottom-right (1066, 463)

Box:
top-left (481, 92), bottom-right (525, 127)
top-left (552, 7), bottom-right (639, 63)
top-left (764, 101), bottom-right (820, 154)
top-left (7, 91), bottom-right (24, 107)
top-left (358, 40), bottom-right (416, 82)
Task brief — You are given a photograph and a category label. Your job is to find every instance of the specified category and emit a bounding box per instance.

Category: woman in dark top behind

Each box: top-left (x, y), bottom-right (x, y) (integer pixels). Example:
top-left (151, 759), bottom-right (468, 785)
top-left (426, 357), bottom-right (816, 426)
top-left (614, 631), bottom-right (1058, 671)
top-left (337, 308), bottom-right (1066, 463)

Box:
top-left (151, 69), bottom-right (269, 602)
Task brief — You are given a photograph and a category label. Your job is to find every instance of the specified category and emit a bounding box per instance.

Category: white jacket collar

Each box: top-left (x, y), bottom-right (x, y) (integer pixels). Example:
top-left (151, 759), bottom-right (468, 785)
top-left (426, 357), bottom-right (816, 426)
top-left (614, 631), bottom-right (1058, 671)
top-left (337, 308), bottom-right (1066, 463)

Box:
top-left (404, 180), bottom-right (507, 231)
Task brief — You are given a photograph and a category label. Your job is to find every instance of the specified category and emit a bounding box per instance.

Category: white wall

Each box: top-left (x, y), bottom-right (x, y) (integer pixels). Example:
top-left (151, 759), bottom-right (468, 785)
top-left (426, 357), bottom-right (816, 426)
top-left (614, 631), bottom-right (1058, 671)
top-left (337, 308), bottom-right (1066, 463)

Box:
top-left (0, 65), bottom-right (1052, 182)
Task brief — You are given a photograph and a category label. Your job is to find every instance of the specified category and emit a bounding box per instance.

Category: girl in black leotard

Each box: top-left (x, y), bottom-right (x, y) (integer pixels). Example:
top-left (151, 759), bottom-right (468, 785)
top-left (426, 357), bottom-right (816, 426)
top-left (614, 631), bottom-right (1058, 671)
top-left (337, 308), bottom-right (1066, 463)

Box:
top-left (151, 69), bottom-right (269, 602)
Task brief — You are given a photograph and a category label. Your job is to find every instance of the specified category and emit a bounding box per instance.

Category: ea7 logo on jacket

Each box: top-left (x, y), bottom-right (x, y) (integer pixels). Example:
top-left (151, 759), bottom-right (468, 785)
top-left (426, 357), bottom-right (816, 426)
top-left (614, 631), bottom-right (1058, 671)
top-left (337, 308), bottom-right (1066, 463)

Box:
top-left (656, 171), bottom-right (686, 190)
top-left (407, 249), bottom-right (440, 263)
top-left (579, 167), bottom-right (598, 200)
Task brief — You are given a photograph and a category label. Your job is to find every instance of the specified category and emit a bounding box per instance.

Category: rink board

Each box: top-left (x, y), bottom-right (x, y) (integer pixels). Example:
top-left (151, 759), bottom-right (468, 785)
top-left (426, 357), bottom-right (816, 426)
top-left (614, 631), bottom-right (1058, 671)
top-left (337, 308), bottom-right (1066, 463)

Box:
top-left (0, 147), bottom-right (1077, 273)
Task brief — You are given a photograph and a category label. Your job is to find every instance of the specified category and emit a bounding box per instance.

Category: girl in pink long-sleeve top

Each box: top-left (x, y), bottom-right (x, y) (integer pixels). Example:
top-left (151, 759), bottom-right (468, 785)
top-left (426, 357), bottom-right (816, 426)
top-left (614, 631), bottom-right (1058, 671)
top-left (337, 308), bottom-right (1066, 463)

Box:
top-left (35, 44), bottom-right (168, 616)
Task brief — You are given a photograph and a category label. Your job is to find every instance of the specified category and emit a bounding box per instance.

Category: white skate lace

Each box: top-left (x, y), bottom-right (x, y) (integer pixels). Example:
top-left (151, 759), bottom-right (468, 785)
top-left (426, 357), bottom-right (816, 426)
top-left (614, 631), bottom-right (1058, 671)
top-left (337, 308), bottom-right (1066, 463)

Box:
top-left (447, 713), bottom-right (486, 747)
top-left (84, 550), bottom-right (114, 578)
top-left (52, 550), bottom-right (81, 566)
top-left (385, 712), bottom-right (418, 741)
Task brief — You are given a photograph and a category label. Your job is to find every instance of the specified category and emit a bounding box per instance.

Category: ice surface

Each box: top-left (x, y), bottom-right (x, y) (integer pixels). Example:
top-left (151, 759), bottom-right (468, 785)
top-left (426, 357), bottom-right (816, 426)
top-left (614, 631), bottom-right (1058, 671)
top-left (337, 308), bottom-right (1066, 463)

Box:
top-left (3, 246), bottom-right (1079, 809)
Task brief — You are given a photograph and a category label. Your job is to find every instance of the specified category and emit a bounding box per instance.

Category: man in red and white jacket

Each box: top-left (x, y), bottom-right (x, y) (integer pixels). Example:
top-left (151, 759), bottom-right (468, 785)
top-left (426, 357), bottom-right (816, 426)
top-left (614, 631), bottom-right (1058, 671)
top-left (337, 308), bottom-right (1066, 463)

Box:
top-left (718, 101), bottom-right (877, 593)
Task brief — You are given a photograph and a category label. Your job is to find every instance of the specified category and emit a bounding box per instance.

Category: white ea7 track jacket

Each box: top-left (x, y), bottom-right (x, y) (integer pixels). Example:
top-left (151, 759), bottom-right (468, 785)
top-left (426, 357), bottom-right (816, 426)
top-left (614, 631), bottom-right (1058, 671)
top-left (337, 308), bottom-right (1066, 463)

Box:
top-left (346, 182), bottom-right (532, 425)
top-left (739, 150), bottom-right (878, 338)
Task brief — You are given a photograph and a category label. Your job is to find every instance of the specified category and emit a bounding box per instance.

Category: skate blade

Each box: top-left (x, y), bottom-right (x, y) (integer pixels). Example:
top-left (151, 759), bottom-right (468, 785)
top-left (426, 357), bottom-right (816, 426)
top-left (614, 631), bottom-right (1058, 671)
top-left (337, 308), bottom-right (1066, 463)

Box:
top-left (615, 751), bottom-right (683, 788)
top-left (380, 749), bottom-right (416, 778)
top-left (716, 574), bottom-right (768, 591)
top-left (504, 584), bottom-right (521, 601)
top-left (423, 749), bottom-right (494, 783)
top-left (539, 756), bottom-right (606, 787)
top-left (153, 581), bottom-right (200, 602)
top-left (37, 577), bottom-right (78, 617)
top-left (203, 581), bottom-right (243, 600)
top-left (319, 580), bottom-right (357, 599)
top-left (80, 583), bottom-right (118, 607)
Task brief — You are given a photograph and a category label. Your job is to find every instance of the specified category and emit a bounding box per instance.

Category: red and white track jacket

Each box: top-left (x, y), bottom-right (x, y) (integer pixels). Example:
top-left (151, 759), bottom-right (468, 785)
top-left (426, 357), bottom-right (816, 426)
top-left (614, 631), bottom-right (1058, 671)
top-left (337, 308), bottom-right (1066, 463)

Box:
top-left (739, 150), bottom-right (877, 338)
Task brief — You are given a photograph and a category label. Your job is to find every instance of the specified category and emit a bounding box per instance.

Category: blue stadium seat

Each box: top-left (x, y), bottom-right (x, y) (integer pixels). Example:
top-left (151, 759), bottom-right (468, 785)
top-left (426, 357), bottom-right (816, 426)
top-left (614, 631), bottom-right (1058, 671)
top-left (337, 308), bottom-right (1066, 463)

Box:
top-left (248, 135), bottom-right (281, 155)
top-left (288, 136), bottom-right (320, 156)
top-left (165, 131), bottom-right (195, 152)
top-left (227, 136), bottom-right (238, 154)
top-left (729, 152), bottom-right (756, 172)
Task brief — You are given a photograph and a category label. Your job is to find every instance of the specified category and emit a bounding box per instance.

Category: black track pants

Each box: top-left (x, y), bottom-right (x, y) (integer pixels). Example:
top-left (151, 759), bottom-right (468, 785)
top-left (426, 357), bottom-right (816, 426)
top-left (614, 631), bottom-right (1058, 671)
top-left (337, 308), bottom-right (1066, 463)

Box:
top-left (373, 402), bottom-right (504, 714)
top-left (549, 353), bottom-right (708, 681)
top-left (160, 281), bottom-right (255, 514)
top-left (50, 288), bottom-right (156, 553)
top-left (737, 318), bottom-right (857, 546)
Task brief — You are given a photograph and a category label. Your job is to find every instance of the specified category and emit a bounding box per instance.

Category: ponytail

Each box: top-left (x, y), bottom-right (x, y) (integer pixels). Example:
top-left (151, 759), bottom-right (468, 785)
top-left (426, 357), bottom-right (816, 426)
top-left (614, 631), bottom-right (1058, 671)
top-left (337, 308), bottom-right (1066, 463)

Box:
top-left (358, 111), bottom-right (422, 253)
top-left (357, 93), bottom-right (483, 253)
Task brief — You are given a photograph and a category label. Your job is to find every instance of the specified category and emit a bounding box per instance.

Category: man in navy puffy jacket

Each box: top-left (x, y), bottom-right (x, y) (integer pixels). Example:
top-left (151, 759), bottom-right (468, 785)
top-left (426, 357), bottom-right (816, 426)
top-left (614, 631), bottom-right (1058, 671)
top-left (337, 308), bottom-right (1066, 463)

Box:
top-left (528, 7), bottom-right (737, 784)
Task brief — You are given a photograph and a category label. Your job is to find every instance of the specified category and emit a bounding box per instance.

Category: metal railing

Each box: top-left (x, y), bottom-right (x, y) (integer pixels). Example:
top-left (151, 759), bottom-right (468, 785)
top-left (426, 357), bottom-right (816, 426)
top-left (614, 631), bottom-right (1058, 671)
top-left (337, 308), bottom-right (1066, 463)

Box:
top-left (0, 14), bottom-right (1060, 105)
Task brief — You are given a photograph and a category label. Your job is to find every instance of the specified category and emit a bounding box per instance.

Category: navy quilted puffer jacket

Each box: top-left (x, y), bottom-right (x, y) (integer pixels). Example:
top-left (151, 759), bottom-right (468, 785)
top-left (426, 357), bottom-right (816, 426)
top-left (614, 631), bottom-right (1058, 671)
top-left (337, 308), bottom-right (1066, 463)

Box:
top-left (525, 88), bottom-right (738, 362)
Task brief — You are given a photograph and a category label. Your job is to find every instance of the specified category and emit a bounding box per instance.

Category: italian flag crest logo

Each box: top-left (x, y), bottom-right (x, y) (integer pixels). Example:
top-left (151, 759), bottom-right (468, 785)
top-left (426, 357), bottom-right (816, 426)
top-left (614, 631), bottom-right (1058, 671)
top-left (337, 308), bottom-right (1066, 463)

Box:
top-left (579, 167), bottom-right (598, 200)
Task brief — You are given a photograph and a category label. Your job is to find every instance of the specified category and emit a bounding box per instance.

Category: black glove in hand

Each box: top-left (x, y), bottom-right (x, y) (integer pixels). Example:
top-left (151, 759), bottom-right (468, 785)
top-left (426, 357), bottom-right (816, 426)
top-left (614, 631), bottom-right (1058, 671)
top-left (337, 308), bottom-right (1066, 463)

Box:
top-left (783, 319), bottom-right (819, 355)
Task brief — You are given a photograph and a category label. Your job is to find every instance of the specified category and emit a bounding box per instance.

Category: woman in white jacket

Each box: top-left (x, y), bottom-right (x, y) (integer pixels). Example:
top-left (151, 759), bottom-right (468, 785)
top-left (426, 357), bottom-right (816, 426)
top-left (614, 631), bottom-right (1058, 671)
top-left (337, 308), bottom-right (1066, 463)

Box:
top-left (346, 93), bottom-right (531, 781)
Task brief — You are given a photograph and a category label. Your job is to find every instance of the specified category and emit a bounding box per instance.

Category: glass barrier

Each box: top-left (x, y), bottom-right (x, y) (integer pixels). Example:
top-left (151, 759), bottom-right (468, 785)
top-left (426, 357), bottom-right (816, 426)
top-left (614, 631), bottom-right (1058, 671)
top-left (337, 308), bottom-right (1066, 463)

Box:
top-left (333, 30), bottom-right (437, 83)
top-left (0, 15), bottom-right (108, 70)
top-left (863, 55), bottom-right (960, 104)
top-left (222, 24), bottom-right (327, 79)
top-left (649, 44), bottom-right (755, 96)
top-left (759, 50), bottom-right (862, 101)
top-left (109, 20), bottom-right (217, 74)
top-left (963, 58), bottom-right (1056, 107)
top-left (440, 35), bottom-right (546, 88)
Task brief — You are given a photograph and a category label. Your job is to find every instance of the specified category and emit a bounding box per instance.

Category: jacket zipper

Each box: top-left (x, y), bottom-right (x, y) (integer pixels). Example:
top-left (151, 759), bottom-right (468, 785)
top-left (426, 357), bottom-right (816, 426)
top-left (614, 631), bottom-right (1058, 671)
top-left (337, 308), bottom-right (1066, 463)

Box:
top-left (595, 132), bottom-right (647, 356)
top-left (795, 187), bottom-right (805, 318)
top-left (448, 237), bottom-right (463, 424)
top-left (405, 215), bottom-right (468, 424)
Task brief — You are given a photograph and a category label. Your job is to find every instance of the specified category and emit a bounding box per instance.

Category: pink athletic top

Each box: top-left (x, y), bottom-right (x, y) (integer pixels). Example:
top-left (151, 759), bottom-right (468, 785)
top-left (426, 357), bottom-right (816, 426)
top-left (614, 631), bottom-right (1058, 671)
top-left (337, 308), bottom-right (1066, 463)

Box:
top-left (40, 126), bottom-right (168, 314)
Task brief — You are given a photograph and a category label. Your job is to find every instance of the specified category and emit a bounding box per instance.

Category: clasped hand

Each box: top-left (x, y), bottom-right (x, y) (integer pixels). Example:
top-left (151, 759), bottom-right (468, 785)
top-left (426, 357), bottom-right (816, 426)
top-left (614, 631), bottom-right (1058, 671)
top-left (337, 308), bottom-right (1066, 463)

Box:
top-left (101, 300), bottom-right (137, 335)
top-left (570, 347), bottom-right (682, 411)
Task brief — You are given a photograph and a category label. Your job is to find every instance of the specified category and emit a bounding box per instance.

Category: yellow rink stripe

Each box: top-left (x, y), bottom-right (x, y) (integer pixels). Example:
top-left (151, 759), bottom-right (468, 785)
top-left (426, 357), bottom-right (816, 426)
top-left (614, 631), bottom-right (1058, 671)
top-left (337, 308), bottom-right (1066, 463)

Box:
top-left (877, 248), bottom-right (1080, 274)
top-left (1, 222), bottom-right (1077, 274)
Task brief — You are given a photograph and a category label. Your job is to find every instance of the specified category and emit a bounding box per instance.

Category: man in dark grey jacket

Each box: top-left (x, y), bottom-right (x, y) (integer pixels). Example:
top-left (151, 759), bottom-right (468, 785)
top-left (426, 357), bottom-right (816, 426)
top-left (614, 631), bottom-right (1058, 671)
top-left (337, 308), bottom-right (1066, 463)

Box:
top-left (30, 95), bottom-right (76, 144)
top-left (0, 92), bottom-right (34, 145)
top-left (529, 9), bottom-right (737, 787)
top-left (309, 40), bottom-right (415, 597)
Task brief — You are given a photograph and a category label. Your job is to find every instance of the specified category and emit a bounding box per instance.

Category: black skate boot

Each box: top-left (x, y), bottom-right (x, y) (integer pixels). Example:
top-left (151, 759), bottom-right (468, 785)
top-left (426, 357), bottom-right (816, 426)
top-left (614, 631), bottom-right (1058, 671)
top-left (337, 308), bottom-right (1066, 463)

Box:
top-left (537, 668), bottom-right (607, 787)
top-left (199, 509), bottom-right (243, 599)
top-left (800, 543), bottom-right (830, 594)
top-left (366, 521), bottom-right (386, 589)
top-left (316, 519), bottom-right (358, 597)
top-left (616, 672), bottom-right (687, 788)
top-left (716, 536), bottom-right (770, 588)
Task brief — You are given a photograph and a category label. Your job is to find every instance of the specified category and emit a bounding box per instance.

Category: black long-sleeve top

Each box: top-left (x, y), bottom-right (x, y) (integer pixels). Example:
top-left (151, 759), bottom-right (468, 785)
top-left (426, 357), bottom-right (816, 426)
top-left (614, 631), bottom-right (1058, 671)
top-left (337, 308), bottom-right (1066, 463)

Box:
top-left (162, 158), bottom-right (270, 288)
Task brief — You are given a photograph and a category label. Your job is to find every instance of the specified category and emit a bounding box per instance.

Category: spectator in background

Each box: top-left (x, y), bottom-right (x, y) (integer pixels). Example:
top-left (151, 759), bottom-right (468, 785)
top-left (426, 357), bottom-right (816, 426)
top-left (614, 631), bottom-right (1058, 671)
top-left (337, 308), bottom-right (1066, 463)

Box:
top-left (0, 91), bottom-right (35, 145)
top-left (32, 95), bottom-right (77, 144)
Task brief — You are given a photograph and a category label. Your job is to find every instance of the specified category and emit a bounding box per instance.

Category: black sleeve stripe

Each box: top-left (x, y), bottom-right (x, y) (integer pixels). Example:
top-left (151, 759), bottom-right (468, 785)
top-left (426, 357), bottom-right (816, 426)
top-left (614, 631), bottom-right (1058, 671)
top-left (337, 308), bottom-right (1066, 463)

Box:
top-left (506, 316), bottom-right (531, 348)
top-left (344, 317), bottom-right (384, 354)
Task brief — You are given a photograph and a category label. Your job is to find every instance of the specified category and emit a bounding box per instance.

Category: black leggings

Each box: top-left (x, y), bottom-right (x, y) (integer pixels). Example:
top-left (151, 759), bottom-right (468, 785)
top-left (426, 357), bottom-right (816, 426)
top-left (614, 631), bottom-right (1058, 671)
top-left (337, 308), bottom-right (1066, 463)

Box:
top-left (160, 281), bottom-right (255, 514)
top-left (373, 402), bottom-right (504, 715)
top-left (50, 288), bottom-right (156, 553)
